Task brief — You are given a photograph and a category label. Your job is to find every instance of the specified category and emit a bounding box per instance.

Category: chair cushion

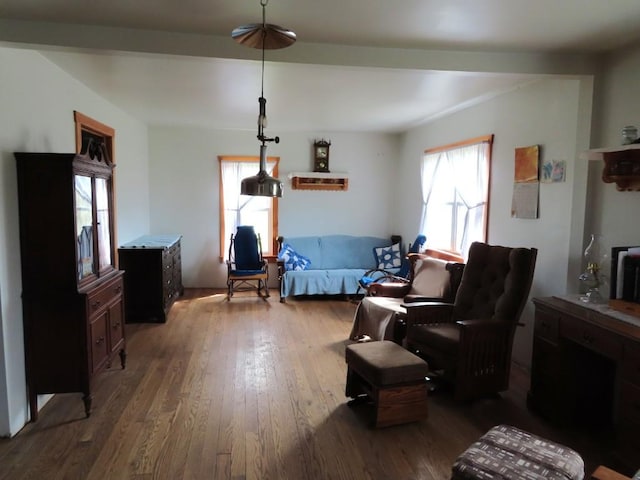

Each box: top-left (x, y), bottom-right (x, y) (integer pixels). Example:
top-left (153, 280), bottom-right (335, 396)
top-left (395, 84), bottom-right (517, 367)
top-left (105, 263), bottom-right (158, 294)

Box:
top-left (234, 225), bottom-right (263, 270)
top-left (408, 323), bottom-right (460, 355)
top-left (409, 257), bottom-right (451, 298)
top-left (345, 341), bottom-right (429, 386)
top-left (452, 424), bottom-right (584, 480)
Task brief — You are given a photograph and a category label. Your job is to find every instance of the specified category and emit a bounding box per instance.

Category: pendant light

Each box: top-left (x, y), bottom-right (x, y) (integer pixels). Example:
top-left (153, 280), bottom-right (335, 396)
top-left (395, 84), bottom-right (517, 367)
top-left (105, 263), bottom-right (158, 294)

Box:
top-left (232, 0), bottom-right (296, 197)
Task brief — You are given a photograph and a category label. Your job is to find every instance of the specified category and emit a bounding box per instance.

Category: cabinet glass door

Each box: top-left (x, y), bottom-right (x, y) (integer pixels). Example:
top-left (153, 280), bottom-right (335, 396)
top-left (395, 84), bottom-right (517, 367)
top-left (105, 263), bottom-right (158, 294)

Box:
top-left (75, 175), bottom-right (94, 280)
top-left (95, 177), bottom-right (112, 271)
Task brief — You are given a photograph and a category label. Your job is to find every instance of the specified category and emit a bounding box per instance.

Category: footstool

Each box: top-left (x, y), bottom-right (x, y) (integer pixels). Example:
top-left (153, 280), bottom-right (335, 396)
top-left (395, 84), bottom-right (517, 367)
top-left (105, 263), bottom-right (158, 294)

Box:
top-left (345, 340), bottom-right (430, 428)
top-left (451, 424), bottom-right (585, 480)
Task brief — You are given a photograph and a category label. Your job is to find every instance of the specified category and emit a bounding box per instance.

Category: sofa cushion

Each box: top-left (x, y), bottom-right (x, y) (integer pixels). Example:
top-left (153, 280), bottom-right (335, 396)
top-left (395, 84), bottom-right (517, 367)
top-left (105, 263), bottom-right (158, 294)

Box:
top-left (374, 243), bottom-right (402, 269)
top-left (278, 243), bottom-right (312, 271)
top-left (281, 235), bottom-right (392, 270)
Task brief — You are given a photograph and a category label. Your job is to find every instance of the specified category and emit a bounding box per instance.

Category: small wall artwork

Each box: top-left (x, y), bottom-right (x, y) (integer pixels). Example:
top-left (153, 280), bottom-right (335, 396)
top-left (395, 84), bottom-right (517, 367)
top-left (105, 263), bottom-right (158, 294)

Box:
top-left (514, 145), bottom-right (539, 182)
top-left (511, 145), bottom-right (540, 219)
top-left (541, 159), bottom-right (566, 183)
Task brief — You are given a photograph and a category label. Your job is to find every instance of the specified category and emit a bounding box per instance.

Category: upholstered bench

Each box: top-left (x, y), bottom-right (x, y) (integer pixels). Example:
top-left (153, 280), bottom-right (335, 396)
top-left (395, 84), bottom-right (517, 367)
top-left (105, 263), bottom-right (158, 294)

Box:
top-left (345, 340), bottom-right (430, 428)
top-left (451, 424), bottom-right (585, 480)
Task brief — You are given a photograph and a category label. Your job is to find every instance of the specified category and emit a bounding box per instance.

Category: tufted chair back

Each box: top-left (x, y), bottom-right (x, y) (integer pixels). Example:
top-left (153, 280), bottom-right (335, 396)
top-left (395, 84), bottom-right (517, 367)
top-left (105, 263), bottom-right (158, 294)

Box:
top-left (453, 242), bottom-right (537, 325)
top-left (404, 241), bottom-right (537, 401)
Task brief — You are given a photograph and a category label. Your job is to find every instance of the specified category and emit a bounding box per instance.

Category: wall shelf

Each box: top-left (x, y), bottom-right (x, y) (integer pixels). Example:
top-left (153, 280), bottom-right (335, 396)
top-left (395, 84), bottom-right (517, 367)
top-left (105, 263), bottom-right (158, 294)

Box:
top-left (288, 172), bottom-right (349, 191)
top-left (581, 144), bottom-right (640, 191)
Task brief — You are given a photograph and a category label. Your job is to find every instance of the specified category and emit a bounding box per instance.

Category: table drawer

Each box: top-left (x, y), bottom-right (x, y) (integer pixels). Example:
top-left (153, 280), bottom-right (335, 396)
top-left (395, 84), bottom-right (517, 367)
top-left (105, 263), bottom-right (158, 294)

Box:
top-left (534, 309), bottom-right (559, 344)
top-left (560, 314), bottom-right (622, 360)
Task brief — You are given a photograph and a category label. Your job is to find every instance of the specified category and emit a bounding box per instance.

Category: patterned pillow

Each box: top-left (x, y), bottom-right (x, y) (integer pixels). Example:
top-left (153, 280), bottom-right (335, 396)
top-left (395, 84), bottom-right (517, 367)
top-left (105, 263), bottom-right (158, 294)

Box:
top-left (278, 243), bottom-right (312, 271)
top-left (373, 243), bottom-right (402, 269)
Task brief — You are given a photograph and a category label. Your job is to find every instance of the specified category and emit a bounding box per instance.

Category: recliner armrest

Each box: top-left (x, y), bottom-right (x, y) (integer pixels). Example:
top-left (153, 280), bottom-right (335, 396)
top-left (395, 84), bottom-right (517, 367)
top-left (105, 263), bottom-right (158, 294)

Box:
top-left (403, 294), bottom-right (444, 303)
top-left (403, 302), bottom-right (455, 327)
top-left (368, 281), bottom-right (411, 298)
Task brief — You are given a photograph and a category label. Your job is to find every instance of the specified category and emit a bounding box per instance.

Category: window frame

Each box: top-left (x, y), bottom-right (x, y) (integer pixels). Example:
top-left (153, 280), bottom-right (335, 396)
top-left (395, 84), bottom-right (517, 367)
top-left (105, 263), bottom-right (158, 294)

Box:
top-left (218, 155), bottom-right (280, 261)
top-left (420, 134), bottom-right (493, 256)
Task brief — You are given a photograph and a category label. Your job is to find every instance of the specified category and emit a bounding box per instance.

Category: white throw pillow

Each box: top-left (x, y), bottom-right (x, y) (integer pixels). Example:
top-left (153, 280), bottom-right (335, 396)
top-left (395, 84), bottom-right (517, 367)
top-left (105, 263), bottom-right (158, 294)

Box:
top-left (409, 257), bottom-right (450, 297)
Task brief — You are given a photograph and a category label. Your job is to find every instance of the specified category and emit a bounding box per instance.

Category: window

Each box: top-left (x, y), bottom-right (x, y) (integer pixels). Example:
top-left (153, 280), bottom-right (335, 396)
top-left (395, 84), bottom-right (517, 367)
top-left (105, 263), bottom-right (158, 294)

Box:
top-left (218, 156), bottom-right (280, 260)
top-left (419, 135), bottom-right (493, 257)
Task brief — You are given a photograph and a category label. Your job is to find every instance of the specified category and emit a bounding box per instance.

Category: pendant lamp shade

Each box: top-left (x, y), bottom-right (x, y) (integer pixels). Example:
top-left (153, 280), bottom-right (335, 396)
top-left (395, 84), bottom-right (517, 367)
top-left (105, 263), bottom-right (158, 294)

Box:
top-left (233, 0), bottom-right (295, 198)
top-left (240, 145), bottom-right (283, 197)
top-left (232, 23), bottom-right (296, 50)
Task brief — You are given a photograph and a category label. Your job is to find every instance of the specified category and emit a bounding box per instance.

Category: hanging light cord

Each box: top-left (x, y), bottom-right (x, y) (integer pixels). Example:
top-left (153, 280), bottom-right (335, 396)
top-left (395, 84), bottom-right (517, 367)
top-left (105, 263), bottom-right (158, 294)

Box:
top-left (261, 0), bottom-right (267, 99)
top-left (257, 0), bottom-right (278, 147)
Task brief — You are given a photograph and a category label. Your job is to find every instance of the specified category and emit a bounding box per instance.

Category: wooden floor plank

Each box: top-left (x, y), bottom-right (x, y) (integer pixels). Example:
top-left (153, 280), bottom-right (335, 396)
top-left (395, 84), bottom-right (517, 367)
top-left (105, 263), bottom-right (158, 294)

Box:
top-left (0, 289), bottom-right (623, 479)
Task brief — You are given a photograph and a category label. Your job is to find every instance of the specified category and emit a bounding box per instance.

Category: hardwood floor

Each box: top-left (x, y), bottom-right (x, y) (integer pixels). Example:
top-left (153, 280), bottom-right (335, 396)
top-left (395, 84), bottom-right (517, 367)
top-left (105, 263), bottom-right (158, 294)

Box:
top-left (0, 289), bottom-right (619, 479)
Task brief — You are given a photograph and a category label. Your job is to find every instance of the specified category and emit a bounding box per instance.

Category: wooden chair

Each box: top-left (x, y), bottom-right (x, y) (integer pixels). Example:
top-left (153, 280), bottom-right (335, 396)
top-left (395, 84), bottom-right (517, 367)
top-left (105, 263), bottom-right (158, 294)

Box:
top-left (226, 226), bottom-right (269, 300)
top-left (404, 242), bottom-right (537, 401)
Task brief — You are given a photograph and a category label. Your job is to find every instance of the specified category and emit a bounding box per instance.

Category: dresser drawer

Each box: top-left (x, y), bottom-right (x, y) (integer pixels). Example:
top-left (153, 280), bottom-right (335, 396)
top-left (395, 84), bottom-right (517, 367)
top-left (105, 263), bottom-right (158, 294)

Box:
top-left (560, 314), bottom-right (622, 361)
top-left (87, 276), bottom-right (123, 316)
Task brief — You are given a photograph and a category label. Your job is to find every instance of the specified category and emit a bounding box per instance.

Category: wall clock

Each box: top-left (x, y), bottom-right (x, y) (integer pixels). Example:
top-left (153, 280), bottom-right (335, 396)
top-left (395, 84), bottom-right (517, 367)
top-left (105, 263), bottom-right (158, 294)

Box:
top-left (313, 140), bottom-right (331, 172)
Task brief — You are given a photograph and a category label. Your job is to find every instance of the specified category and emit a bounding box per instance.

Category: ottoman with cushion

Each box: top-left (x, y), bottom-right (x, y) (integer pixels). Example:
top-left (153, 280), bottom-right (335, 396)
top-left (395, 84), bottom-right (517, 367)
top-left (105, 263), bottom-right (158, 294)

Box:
top-left (345, 340), bottom-right (430, 428)
top-left (451, 424), bottom-right (585, 480)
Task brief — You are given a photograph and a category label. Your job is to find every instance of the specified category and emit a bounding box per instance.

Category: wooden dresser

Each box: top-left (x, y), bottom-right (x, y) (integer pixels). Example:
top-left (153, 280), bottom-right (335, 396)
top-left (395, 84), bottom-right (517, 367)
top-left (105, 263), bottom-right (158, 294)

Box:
top-left (118, 235), bottom-right (183, 323)
top-left (15, 151), bottom-right (126, 420)
top-left (529, 296), bottom-right (640, 470)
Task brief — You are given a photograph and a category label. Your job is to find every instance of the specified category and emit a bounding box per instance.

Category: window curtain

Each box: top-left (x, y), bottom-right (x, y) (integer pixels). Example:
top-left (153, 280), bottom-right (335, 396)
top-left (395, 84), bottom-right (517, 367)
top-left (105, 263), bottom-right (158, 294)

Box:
top-left (419, 142), bottom-right (488, 256)
top-left (448, 143), bottom-right (488, 255)
top-left (419, 151), bottom-right (442, 237)
top-left (220, 160), bottom-right (276, 260)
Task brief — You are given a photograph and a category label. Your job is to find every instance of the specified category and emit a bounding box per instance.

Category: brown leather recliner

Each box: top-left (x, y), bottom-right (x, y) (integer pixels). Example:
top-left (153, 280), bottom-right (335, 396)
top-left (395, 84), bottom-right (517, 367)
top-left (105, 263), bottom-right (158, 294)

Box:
top-left (404, 242), bottom-right (537, 401)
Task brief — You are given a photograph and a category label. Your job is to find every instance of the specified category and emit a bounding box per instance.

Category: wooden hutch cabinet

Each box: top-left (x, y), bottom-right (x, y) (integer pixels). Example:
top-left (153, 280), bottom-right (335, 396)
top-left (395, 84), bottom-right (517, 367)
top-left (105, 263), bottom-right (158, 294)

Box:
top-left (15, 149), bottom-right (126, 421)
top-left (118, 235), bottom-right (183, 323)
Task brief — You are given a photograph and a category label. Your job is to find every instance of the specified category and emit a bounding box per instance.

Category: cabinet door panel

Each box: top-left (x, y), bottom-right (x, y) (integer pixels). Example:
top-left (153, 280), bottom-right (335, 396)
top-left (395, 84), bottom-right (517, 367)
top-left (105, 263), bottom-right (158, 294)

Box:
top-left (622, 339), bottom-right (640, 386)
top-left (90, 312), bottom-right (109, 374)
top-left (109, 300), bottom-right (125, 353)
top-left (75, 174), bottom-right (95, 281)
top-left (95, 177), bottom-right (113, 272)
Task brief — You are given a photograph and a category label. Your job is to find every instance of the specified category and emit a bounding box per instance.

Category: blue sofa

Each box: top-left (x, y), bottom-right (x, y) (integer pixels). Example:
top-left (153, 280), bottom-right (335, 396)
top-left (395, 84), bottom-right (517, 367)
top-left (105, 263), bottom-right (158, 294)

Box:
top-left (276, 234), bottom-right (400, 302)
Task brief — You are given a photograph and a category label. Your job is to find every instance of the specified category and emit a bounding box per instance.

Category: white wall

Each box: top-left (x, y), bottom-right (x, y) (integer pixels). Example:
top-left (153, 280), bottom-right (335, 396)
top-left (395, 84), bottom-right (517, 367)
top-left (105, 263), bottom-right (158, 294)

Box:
top-left (148, 127), bottom-right (399, 288)
top-left (584, 45), bottom-right (640, 266)
top-left (0, 46), bottom-right (150, 436)
top-left (395, 77), bottom-right (591, 367)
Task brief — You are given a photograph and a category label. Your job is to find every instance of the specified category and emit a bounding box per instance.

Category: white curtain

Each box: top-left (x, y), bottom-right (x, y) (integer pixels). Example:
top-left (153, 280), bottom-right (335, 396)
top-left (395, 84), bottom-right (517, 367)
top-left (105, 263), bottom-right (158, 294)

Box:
top-left (449, 143), bottom-right (488, 255)
top-left (419, 142), bottom-right (489, 256)
top-left (220, 160), bottom-right (276, 260)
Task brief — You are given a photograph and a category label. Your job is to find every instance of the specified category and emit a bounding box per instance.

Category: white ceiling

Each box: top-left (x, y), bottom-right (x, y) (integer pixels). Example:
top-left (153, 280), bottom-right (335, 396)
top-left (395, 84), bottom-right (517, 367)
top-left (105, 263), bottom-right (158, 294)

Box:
top-left (2, 0), bottom-right (640, 133)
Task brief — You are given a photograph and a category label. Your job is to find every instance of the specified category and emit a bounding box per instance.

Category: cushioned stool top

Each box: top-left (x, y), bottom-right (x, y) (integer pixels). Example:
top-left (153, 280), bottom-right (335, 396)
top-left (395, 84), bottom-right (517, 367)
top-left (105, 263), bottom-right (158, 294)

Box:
top-left (345, 340), bottom-right (429, 386)
top-left (452, 424), bottom-right (585, 480)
